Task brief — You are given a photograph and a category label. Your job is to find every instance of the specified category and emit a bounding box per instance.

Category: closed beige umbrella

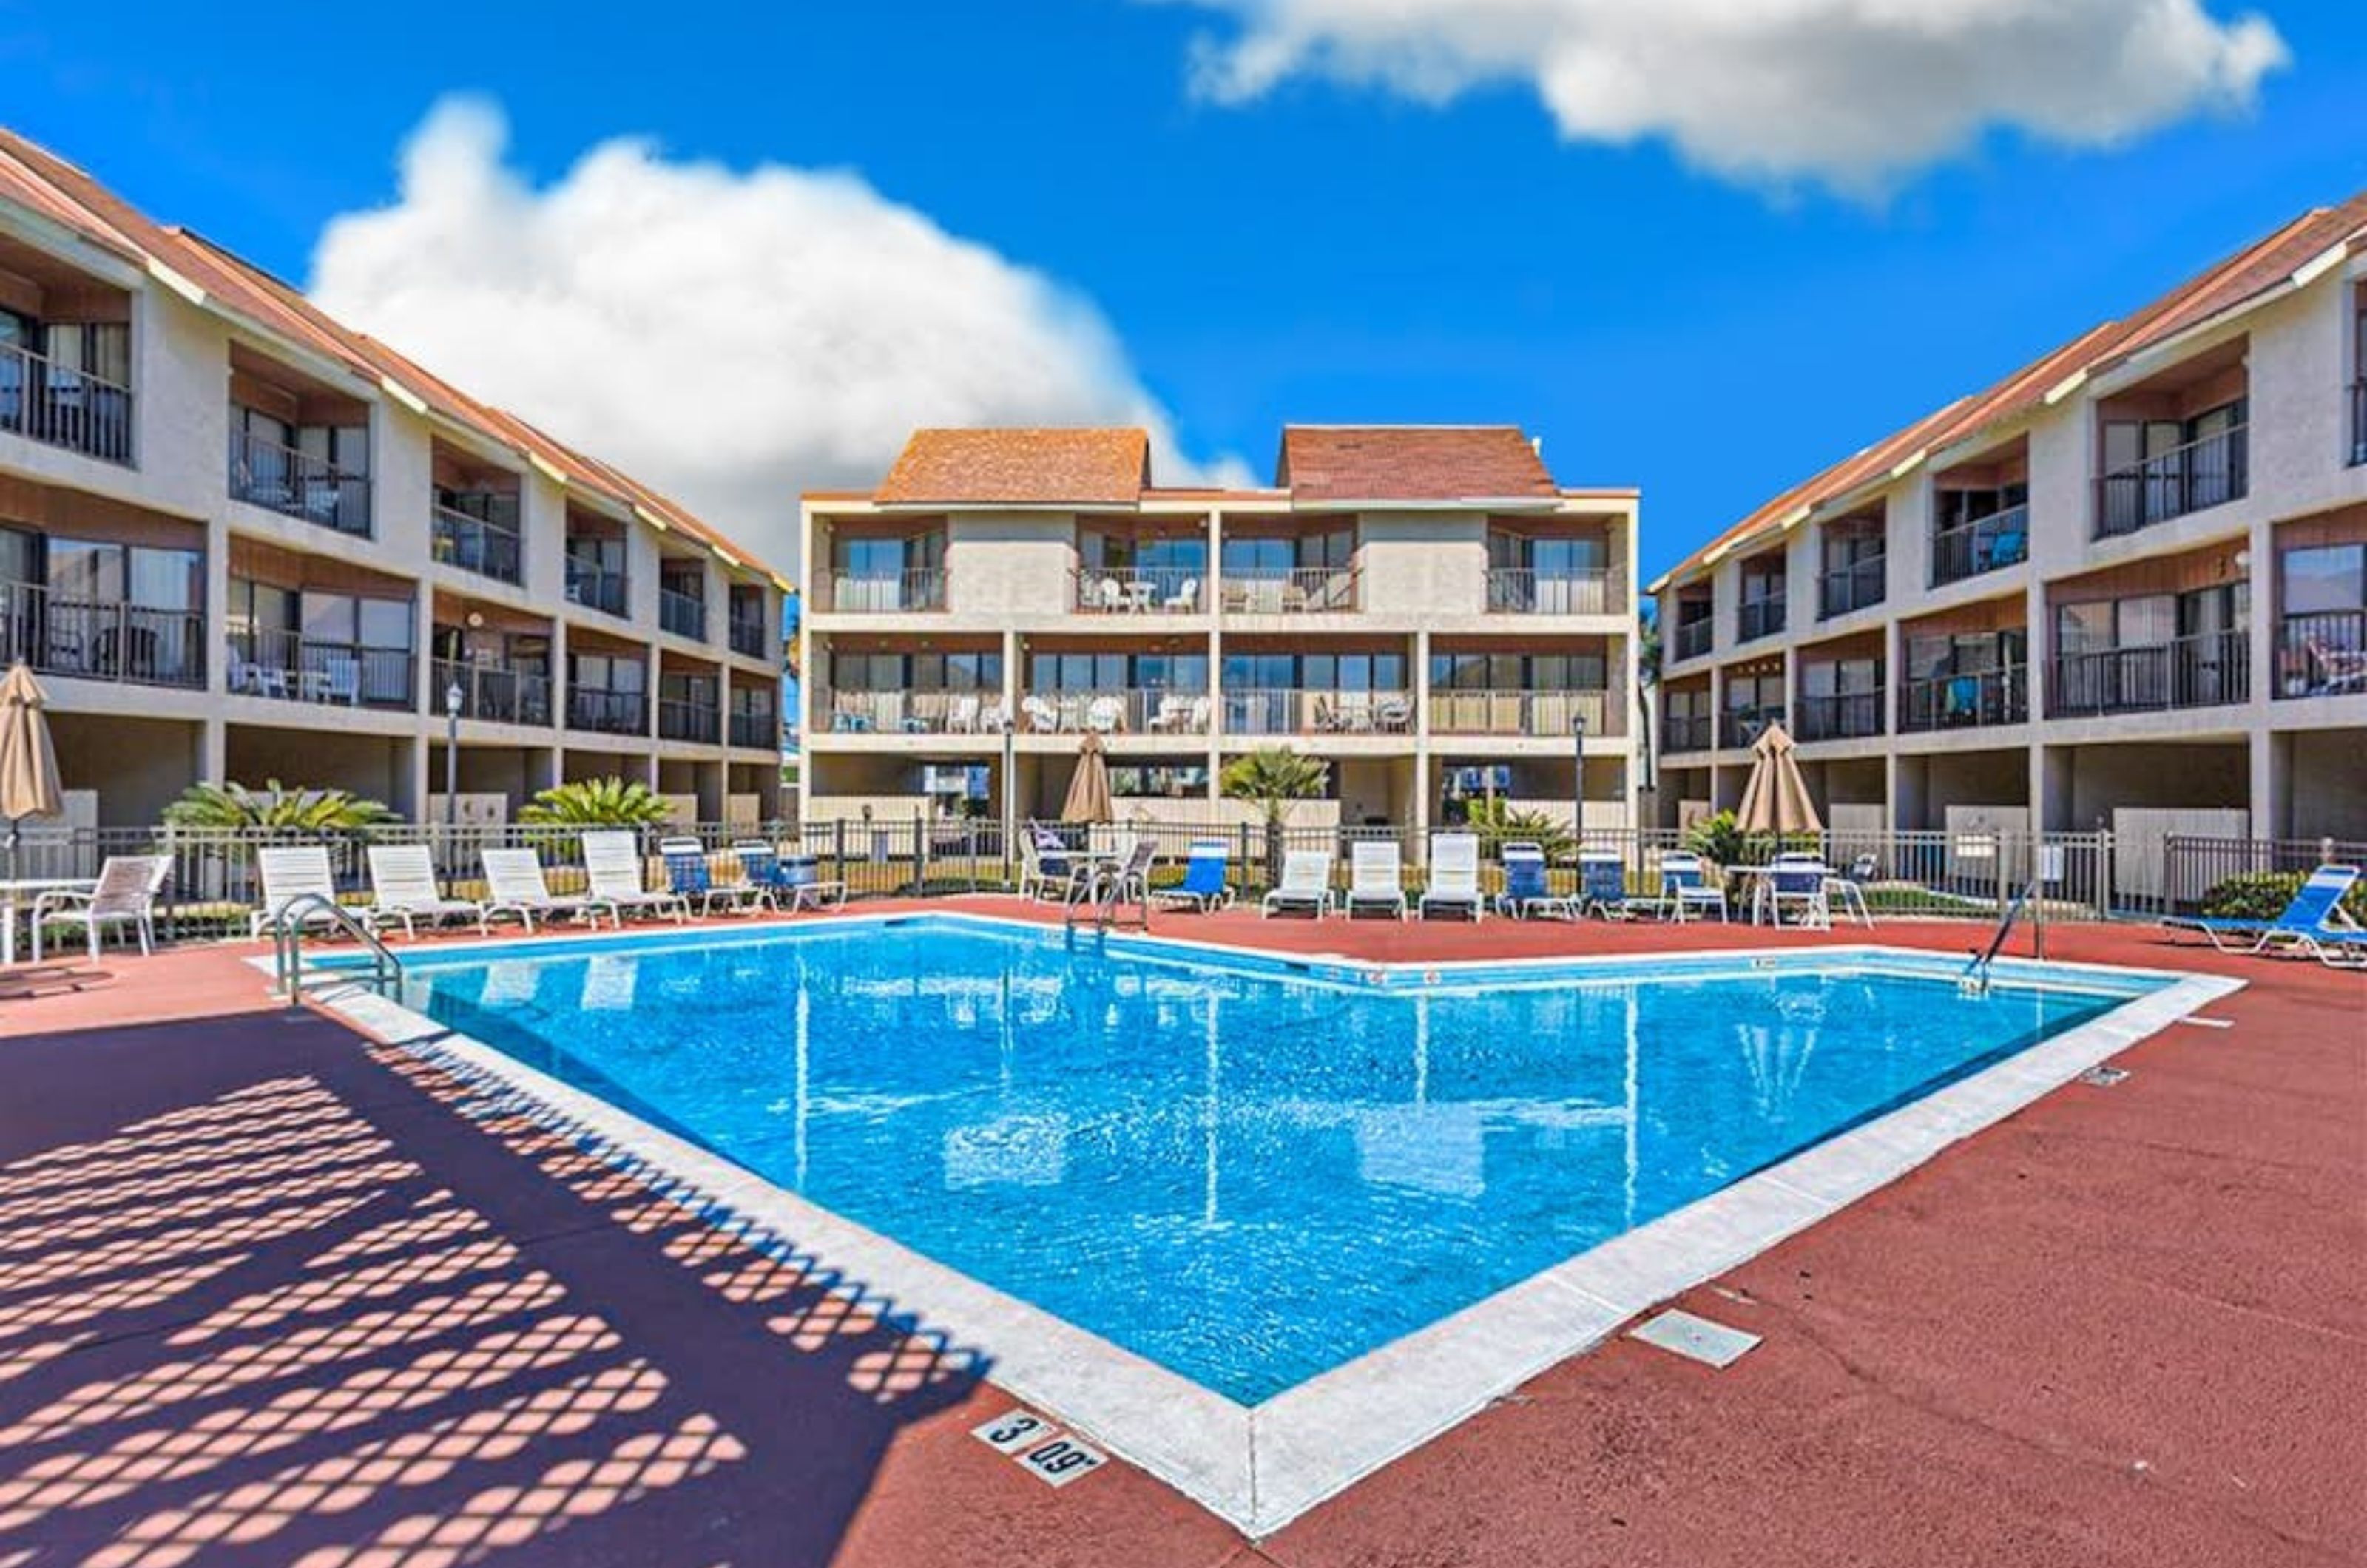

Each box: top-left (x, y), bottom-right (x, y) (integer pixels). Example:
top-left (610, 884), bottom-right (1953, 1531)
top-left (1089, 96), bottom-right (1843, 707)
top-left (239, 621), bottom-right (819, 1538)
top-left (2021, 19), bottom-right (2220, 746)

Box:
top-left (1061, 731), bottom-right (1114, 825)
top-left (1734, 722), bottom-right (1823, 837)
top-left (0, 663), bottom-right (64, 882)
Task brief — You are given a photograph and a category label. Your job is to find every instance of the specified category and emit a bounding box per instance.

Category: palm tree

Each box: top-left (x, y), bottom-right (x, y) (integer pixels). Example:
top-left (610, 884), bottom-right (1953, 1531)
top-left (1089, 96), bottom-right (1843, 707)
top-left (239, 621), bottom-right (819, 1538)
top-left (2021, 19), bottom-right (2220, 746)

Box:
top-left (1220, 747), bottom-right (1328, 828)
top-left (517, 777), bottom-right (675, 827)
top-left (1635, 602), bottom-right (1661, 797)
top-left (163, 779), bottom-right (397, 831)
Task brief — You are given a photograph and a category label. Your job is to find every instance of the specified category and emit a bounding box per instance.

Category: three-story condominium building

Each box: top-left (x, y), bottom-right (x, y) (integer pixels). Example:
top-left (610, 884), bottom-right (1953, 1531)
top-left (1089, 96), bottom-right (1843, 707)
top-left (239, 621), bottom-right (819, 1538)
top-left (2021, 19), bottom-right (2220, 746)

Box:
top-left (0, 129), bottom-right (789, 828)
top-left (799, 426), bottom-right (1641, 836)
top-left (1653, 192), bottom-right (2367, 856)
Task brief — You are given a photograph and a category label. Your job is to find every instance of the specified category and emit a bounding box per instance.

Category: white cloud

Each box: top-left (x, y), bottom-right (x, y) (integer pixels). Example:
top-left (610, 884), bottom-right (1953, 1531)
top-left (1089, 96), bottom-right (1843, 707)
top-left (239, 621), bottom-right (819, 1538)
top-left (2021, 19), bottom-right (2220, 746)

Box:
top-left (310, 99), bottom-right (1240, 572)
top-left (1169, 0), bottom-right (2289, 189)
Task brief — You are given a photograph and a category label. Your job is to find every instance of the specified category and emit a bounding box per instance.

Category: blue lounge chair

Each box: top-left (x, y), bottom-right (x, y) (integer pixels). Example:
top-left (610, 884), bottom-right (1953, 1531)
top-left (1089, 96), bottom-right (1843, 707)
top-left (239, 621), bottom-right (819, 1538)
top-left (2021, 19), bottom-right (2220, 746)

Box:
top-left (1496, 842), bottom-right (1573, 919)
top-left (661, 837), bottom-right (763, 917)
top-left (1578, 850), bottom-right (1638, 919)
top-left (1155, 840), bottom-right (1235, 912)
top-left (1653, 852), bottom-right (1729, 922)
top-left (2164, 865), bottom-right (2361, 957)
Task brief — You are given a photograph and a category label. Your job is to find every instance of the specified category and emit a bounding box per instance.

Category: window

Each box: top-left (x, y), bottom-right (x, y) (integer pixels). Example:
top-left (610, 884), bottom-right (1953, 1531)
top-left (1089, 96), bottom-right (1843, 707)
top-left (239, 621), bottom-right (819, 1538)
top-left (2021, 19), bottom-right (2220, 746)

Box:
top-left (834, 533), bottom-right (941, 575)
top-left (2283, 544), bottom-right (2366, 615)
top-left (1081, 530), bottom-right (1206, 572)
top-left (572, 652), bottom-right (644, 693)
top-left (1428, 652), bottom-right (1604, 690)
top-left (1108, 764), bottom-right (1208, 798)
top-left (1489, 531), bottom-right (1605, 574)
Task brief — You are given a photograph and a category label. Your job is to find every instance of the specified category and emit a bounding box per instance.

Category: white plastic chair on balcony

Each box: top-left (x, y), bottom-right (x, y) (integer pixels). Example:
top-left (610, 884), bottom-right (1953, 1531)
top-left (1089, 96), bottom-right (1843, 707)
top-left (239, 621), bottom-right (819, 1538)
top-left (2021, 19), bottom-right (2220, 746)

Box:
top-left (32, 854), bottom-right (169, 962)
top-left (1093, 576), bottom-right (1126, 612)
top-left (1163, 576), bottom-right (1199, 612)
top-left (978, 698), bottom-right (1012, 733)
top-left (947, 694), bottom-right (980, 732)
top-left (1147, 695), bottom-right (1195, 732)
top-left (1084, 695), bottom-right (1124, 733)
top-left (1022, 695), bottom-right (1061, 733)
top-left (250, 845), bottom-right (342, 937)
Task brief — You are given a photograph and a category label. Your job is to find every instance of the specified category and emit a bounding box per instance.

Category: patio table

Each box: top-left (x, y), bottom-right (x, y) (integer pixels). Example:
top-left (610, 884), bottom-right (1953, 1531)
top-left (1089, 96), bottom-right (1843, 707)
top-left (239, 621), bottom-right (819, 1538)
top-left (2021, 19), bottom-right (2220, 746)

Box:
top-left (0, 877), bottom-right (97, 967)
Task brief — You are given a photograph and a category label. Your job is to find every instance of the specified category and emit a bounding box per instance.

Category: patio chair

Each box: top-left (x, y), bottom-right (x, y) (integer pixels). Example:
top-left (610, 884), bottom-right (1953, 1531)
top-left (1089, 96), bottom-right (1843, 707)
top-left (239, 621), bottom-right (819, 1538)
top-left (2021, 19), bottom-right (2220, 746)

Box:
top-left (978, 698), bottom-right (1012, 733)
top-left (480, 848), bottom-right (619, 933)
top-left (1577, 849), bottom-right (1639, 919)
top-left (1496, 841), bottom-right (1575, 919)
top-left (1022, 695), bottom-right (1061, 733)
top-left (2164, 865), bottom-right (2362, 958)
top-left (363, 844), bottom-right (489, 939)
top-left (31, 854), bottom-right (169, 962)
top-left (1344, 839), bottom-right (1408, 920)
top-left (1417, 833), bottom-right (1486, 922)
top-left (1261, 849), bottom-right (1335, 919)
top-left (1019, 825), bottom-right (1093, 904)
top-left (1147, 695), bottom-right (1195, 733)
top-left (1162, 575), bottom-right (1199, 612)
top-left (737, 839), bottom-right (848, 912)
top-left (1087, 838), bottom-right (1158, 908)
top-left (947, 694), bottom-right (980, 733)
top-left (1154, 840), bottom-right (1235, 912)
top-left (1084, 695), bottom-right (1124, 733)
top-left (660, 836), bottom-right (764, 916)
top-left (1766, 862), bottom-right (1833, 929)
top-left (1652, 851), bottom-right (1729, 923)
top-left (250, 845), bottom-right (344, 937)
top-left (583, 831), bottom-right (692, 923)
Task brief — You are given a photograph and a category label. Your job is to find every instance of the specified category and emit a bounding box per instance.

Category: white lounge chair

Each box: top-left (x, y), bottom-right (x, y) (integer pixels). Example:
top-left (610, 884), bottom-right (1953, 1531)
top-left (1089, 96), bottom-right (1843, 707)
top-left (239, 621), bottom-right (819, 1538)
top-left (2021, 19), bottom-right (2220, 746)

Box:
top-left (250, 845), bottom-right (342, 937)
top-left (1260, 849), bottom-right (1334, 919)
top-left (32, 854), bottom-right (169, 962)
top-left (481, 848), bottom-right (618, 933)
top-left (1418, 833), bottom-right (1486, 922)
top-left (364, 844), bottom-right (490, 939)
top-left (583, 831), bottom-right (691, 923)
top-left (1345, 839), bottom-right (1408, 920)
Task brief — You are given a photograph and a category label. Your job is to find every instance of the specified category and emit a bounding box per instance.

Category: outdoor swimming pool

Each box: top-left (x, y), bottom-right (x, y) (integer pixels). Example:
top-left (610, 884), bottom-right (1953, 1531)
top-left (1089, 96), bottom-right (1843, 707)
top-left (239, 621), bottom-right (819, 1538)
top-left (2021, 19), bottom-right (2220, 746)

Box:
top-left (388, 916), bottom-right (2164, 1405)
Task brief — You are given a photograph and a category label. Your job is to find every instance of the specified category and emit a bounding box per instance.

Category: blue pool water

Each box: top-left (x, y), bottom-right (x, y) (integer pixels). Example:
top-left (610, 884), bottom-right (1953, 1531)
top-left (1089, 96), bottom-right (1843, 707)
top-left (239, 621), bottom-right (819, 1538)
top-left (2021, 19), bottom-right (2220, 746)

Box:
top-left (393, 918), bottom-right (2153, 1404)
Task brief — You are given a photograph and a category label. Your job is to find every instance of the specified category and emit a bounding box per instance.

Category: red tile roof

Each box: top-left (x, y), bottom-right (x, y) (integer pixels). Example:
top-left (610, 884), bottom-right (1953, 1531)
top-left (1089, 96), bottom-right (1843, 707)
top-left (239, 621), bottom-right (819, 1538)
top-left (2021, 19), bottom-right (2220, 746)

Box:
top-left (0, 126), bottom-right (784, 584)
top-left (1278, 425), bottom-right (1557, 501)
top-left (875, 428), bottom-right (1151, 505)
top-left (1661, 191), bottom-right (2367, 587)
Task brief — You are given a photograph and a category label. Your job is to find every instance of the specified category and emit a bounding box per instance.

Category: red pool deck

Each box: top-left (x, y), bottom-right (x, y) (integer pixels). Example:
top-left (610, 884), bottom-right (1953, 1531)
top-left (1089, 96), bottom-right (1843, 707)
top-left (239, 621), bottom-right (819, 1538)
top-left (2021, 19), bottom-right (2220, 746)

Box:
top-left (0, 906), bottom-right (2359, 1567)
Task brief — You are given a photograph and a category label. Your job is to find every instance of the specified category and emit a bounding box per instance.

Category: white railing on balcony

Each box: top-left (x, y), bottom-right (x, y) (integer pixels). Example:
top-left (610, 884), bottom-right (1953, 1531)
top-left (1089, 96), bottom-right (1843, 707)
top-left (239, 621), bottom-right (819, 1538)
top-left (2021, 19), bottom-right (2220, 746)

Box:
top-left (1218, 567), bottom-right (1359, 615)
top-left (0, 578), bottom-right (203, 689)
top-left (1071, 567), bottom-right (1203, 614)
top-left (1017, 690), bottom-right (1212, 735)
top-left (0, 340), bottom-right (133, 464)
top-left (824, 568), bottom-right (948, 613)
top-left (1426, 688), bottom-right (1620, 738)
top-left (819, 688), bottom-right (1010, 735)
top-left (1225, 688), bottom-right (1414, 736)
top-left (228, 628), bottom-right (413, 709)
top-left (227, 429), bottom-right (370, 534)
top-left (1484, 567), bottom-right (1620, 616)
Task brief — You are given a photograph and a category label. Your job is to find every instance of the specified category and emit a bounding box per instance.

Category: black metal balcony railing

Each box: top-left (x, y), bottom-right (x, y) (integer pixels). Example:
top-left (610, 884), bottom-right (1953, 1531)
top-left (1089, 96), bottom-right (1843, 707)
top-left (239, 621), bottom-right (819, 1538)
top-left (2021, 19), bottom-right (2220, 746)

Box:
top-left (1072, 566), bottom-right (1203, 614)
top-left (1737, 595), bottom-right (1786, 643)
top-left (0, 578), bottom-right (203, 689)
top-left (565, 558), bottom-right (628, 618)
top-left (568, 687), bottom-right (648, 736)
top-left (730, 710), bottom-right (779, 749)
top-left (1794, 690), bottom-right (1885, 742)
top-left (825, 568), bottom-right (947, 613)
top-left (1931, 506), bottom-right (2030, 587)
top-left (2048, 629), bottom-right (2249, 717)
top-left (228, 429), bottom-right (370, 535)
top-left (432, 658), bottom-right (551, 726)
top-left (729, 615), bottom-right (769, 659)
top-left (432, 506), bottom-right (523, 586)
top-left (2095, 425), bottom-right (2247, 539)
top-left (1900, 667), bottom-right (2029, 732)
top-left (0, 340), bottom-right (133, 464)
top-left (1719, 705), bottom-right (1784, 749)
top-left (2350, 379), bottom-right (2366, 467)
top-left (658, 697), bottom-right (720, 743)
top-left (1661, 713), bottom-right (1712, 754)
top-left (1672, 617), bottom-right (1714, 661)
top-left (2275, 608), bottom-right (2367, 698)
top-left (1816, 556), bottom-right (1886, 620)
top-left (658, 587), bottom-right (706, 641)
top-left (1484, 567), bottom-right (1621, 616)
top-left (228, 629), bottom-right (413, 709)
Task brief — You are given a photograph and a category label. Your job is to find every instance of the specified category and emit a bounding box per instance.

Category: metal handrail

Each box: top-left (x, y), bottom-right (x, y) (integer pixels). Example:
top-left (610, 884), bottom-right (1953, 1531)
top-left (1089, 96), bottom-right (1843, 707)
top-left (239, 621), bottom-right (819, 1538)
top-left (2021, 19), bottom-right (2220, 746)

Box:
top-left (1963, 878), bottom-right (2042, 993)
top-left (272, 892), bottom-right (401, 1000)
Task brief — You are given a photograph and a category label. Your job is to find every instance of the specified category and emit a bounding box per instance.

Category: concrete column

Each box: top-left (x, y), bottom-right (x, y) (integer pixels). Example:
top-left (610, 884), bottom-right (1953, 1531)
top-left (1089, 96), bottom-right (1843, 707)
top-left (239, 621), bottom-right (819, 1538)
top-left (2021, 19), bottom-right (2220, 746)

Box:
top-left (2248, 727), bottom-right (2286, 839)
top-left (198, 715), bottom-right (228, 788)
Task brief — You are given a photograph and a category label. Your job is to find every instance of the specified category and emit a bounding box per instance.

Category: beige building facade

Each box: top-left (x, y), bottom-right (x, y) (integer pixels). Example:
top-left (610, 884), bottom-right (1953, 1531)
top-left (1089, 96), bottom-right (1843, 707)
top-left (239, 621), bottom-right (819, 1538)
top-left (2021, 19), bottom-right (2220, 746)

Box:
top-left (0, 131), bottom-right (787, 829)
top-left (799, 426), bottom-right (1641, 838)
top-left (1654, 193), bottom-right (2367, 848)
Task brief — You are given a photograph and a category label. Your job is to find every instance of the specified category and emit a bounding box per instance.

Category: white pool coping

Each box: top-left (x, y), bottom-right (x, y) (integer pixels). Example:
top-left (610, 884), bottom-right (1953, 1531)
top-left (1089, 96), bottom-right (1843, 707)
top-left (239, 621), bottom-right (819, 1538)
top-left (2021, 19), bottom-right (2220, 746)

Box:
top-left (285, 917), bottom-right (2241, 1536)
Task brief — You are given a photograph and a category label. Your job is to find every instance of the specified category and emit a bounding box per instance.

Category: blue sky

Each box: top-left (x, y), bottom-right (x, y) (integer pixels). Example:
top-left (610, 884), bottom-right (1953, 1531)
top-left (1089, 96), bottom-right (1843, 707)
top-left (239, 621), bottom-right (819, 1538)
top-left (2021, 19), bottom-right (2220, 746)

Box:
top-left (3, 1), bottom-right (2361, 581)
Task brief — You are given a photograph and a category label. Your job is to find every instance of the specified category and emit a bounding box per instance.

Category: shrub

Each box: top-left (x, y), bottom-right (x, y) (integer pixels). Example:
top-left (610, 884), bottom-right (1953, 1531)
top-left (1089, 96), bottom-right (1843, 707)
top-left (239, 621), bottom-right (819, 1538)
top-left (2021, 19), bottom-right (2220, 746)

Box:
top-left (2199, 871), bottom-right (2367, 925)
top-left (519, 777), bottom-right (676, 828)
top-left (1457, 797), bottom-right (1572, 861)
top-left (163, 780), bottom-right (397, 831)
top-left (1219, 748), bottom-right (1328, 827)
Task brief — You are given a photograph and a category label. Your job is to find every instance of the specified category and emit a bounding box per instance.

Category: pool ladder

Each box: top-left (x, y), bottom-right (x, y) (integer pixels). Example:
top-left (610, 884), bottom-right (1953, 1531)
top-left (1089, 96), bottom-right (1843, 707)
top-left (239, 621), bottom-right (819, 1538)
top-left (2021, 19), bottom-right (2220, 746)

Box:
top-left (1962, 878), bottom-right (2042, 996)
top-left (273, 893), bottom-right (403, 1001)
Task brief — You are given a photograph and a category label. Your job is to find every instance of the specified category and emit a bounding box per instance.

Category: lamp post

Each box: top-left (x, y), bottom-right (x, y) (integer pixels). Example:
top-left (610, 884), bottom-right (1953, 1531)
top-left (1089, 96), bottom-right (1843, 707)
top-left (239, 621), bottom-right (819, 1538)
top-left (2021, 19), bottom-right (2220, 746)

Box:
top-left (1002, 723), bottom-right (1017, 887)
top-left (443, 677), bottom-right (463, 855)
top-left (1571, 709), bottom-right (1588, 848)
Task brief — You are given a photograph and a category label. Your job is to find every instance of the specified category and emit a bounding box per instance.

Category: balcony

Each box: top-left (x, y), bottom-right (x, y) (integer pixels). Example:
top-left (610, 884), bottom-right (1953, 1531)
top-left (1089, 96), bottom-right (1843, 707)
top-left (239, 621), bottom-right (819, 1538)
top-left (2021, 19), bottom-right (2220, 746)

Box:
top-left (568, 687), bottom-right (647, 737)
top-left (1900, 667), bottom-right (2028, 732)
top-left (0, 339), bottom-right (132, 464)
top-left (1719, 704), bottom-right (1784, 750)
top-left (820, 688), bottom-right (1006, 734)
top-left (2351, 379), bottom-right (2366, 467)
top-left (2275, 609), bottom-right (2366, 698)
top-left (1220, 568), bottom-right (1358, 615)
top-left (432, 658), bottom-right (550, 726)
top-left (1736, 595), bottom-right (1786, 643)
top-left (1427, 688), bottom-right (1620, 739)
top-left (1485, 568), bottom-right (1620, 616)
top-left (1794, 690), bottom-right (1885, 742)
top-left (729, 614), bottom-right (769, 660)
top-left (1226, 688), bottom-right (1412, 737)
top-left (227, 629), bottom-right (413, 710)
top-left (0, 578), bottom-right (202, 689)
top-left (227, 429), bottom-right (370, 535)
top-left (1816, 557), bottom-right (1885, 621)
top-left (658, 697), bottom-right (720, 743)
top-left (1020, 689), bottom-right (1212, 735)
top-left (1931, 507), bottom-right (2029, 587)
top-left (730, 709), bottom-right (779, 749)
top-left (1662, 713), bottom-right (1712, 754)
top-left (823, 568), bottom-right (947, 613)
top-left (432, 506), bottom-right (522, 587)
top-left (565, 558), bottom-right (628, 618)
top-left (1072, 567), bottom-right (1203, 614)
top-left (2048, 629), bottom-right (2249, 717)
top-left (659, 587), bottom-right (706, 641)
top-left (1672, 617), bottom-right (1714, 662)
top-left (2095, 425), bottom-right (2247, 539)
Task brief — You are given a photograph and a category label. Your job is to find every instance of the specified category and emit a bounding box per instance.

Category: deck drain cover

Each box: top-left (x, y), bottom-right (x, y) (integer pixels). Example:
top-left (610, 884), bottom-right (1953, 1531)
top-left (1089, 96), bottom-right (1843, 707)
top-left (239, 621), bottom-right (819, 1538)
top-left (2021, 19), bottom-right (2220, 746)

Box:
top-left (1629, 1308), bottom-right (1760, 1368)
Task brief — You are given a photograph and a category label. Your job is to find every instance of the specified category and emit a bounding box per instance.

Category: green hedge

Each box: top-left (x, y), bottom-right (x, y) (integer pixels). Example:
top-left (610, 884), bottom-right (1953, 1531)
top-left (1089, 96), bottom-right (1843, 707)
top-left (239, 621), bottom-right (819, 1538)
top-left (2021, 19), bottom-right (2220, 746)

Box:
top-left (2198, 871), bottom-right (2367, 923)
